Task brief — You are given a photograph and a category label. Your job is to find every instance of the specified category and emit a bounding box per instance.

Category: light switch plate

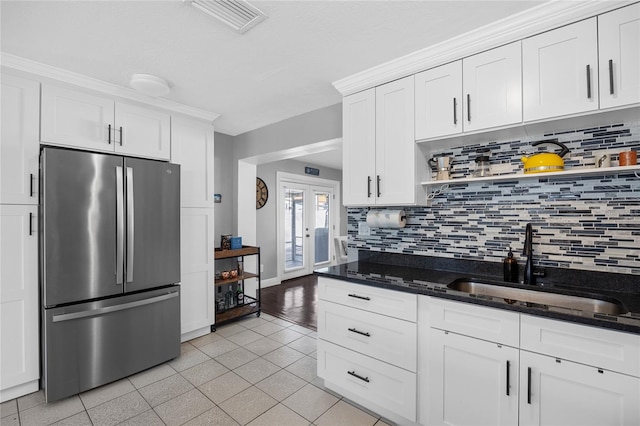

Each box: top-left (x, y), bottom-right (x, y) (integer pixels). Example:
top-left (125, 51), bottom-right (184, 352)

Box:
top-left (358, 222), bottom-right (370, 236)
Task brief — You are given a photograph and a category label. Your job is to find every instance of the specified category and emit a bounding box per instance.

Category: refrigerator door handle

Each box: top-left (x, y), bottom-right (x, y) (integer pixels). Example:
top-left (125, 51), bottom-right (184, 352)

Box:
top-left (51, 292), bottom-right (178, 323)
top-left (126, 167), bottom-right (134, 283)
top-left (115, 166), bottom-right (124, 285)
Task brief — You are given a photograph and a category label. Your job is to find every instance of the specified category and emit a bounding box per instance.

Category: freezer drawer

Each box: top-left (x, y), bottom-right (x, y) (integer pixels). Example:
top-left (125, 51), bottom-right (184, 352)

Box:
top-left (42, 286), bottom-right (180, 402)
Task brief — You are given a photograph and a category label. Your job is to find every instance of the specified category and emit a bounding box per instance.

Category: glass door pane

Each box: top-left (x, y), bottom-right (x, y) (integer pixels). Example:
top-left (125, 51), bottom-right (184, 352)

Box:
top-left (284, 187), bottom-right (305, 272)
top-left (313, 190), bottom-right (331, 266)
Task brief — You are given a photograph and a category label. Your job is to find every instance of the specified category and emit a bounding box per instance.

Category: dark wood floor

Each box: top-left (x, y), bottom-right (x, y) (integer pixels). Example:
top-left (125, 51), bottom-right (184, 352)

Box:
top-left (261, 274), bottom-right (317, 330)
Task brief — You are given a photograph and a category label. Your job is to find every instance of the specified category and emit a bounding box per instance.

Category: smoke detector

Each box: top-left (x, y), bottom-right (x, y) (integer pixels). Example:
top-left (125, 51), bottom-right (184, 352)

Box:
top-left (184, 0), bottom-right (268, 34)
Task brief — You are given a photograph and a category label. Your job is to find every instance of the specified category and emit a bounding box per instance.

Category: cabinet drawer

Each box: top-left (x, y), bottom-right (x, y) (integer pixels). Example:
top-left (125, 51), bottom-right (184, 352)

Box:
top-left (429, 298), bottom-right (520, 347)
top-left (318, 339), bottom-right (416, 422)
top-left (318, 277), bottom-right (417, 322)
top-left (521, 315), bottom-right (640, 377)
top-left (318, 301), bottom-right (417, 372)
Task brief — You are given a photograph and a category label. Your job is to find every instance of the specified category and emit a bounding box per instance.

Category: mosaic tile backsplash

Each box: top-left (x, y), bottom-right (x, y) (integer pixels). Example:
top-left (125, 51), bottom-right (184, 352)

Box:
top-left (348, 121), bottom-right (640, 276)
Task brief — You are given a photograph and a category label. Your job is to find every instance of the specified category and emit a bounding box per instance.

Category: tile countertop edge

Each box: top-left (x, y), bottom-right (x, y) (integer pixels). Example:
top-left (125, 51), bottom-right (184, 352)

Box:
top-left (315, 263), bottom-right (640, 336)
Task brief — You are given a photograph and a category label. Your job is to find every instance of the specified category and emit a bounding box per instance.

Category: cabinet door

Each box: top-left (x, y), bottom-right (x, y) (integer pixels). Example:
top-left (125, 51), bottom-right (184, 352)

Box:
top-left (463, 42), bottom-right (522, 131)
top-left (523, 18), bottom-right (598, 121)
top-left (426, 329), bottom-right (519, 426)
top-left (0, 205), bottom-right (39, 401)
top-left (115, 102), bottom-right (171, 160)
top-left (520, 351), bottom-right (640, 426)
top-left (1, 74), bottom-right (40, 205)
top-left (179, 208), bottom-right (215, 339)
top-left (415, 61), bottom-right (462, 140)
top-left (599, 3), bottom-right (640, 109)
top-left (375, 76), bottom-right (416, 205)
top-left (171, 117), bottom-right (215, 207)
top-left (41, 84), bottom-right (114, 151)
top-left (342, 88), bottom-right (376, 206)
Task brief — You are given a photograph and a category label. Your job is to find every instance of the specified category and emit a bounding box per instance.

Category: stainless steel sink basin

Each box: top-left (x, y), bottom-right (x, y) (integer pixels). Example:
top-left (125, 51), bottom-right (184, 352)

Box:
top-left (447, 279), bottom-right (628, 315)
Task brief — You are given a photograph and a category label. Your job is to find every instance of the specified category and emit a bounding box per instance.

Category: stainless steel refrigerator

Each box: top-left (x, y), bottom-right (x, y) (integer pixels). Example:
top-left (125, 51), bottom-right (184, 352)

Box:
top-left (40, 146), bottom-right (181, 402)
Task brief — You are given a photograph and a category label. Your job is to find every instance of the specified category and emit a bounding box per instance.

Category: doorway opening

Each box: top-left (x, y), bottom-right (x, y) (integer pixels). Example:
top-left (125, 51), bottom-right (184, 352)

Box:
top-left (277, 172), bottom-right (340, 281)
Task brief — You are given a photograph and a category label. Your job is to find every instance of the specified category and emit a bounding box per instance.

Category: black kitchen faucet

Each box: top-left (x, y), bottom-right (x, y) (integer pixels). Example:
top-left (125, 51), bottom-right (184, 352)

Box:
top-left (523, 223), bottom-right (535, 285)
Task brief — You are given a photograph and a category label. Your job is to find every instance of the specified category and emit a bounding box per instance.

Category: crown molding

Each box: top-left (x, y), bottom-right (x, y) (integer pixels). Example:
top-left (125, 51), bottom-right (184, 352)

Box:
top-left (1, 52), bottom-right (220, 123)
top-left (332, 0), bottom-right (632, 96)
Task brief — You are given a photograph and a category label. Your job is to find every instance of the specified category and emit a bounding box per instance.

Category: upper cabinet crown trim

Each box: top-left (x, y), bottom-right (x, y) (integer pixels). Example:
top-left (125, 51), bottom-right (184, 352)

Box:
top-left (1, 53), bottom-right (220, 123)
top-left (332, 1), bottom-right (632, 96)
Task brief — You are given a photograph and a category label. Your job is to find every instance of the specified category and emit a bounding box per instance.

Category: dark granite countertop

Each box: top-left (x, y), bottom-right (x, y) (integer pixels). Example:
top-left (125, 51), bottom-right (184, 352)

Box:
top-left (315, 253), bottom-right (640, 335)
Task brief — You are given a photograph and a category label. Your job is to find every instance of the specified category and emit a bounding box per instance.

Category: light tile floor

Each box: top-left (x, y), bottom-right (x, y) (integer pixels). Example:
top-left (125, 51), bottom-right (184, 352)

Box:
top-left (1, 313), bottom-right (393, 426)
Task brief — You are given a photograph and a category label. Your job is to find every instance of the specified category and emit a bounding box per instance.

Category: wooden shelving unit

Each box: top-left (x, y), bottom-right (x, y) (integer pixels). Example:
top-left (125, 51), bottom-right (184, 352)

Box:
top-left (213, 245), bottom-right (260, 331)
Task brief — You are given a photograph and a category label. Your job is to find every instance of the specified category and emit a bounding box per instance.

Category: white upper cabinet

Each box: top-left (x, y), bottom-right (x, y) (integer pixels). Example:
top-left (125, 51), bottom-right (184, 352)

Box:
top-left (41, 84), bottom-right (170, 160)
top-left (1, 74), bottom-right (40, 205)
top-left (343, 77), bottom-right (424, 206)
top-left (523, 18), bottom-right (598, 121)
top-left (598, 3), bottom-right (640, 109)
top-left (415, 61), bottom-right (463, 140)
top-left (342, 88), bottom-right (376, 206)
top-left (114, 102), bottom-right (170, 160)
top-left (463, 41), bottom-right (522, 132)
top-left (375, 76), bottom-right (417, 205)
top-left (415, 42), bottom-right (521, 140)
top-left (170, 116), bottom-right (215, 207)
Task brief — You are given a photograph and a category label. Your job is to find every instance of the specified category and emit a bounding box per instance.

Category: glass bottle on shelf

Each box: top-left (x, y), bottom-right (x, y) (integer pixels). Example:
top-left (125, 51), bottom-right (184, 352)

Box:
top-left (236, 282), bottom-right (244, 305)
top-left (217, 286), bottom-right (225, 312)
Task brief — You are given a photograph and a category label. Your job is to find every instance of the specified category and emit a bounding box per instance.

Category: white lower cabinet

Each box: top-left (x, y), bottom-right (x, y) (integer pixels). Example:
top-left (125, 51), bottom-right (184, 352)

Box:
top-left (426, 328), bottom-right (519, 426)
top-left (519, 350), bottom-right (639, 426)
top-left (317, 277), bottom-right (418, 425)
top-left (179, 207), bottom-right (215, 341)
top-left (421, 297), bottom-right (640, 426)
top-left (318, 340), bottom-right (417, 421)
top-left (0, 205), bottom-right (39, 402)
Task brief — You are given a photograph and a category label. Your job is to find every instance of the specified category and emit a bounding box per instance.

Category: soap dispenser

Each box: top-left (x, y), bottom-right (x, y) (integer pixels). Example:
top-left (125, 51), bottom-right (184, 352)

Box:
top-left (503, 248), bottom-right (519, 283)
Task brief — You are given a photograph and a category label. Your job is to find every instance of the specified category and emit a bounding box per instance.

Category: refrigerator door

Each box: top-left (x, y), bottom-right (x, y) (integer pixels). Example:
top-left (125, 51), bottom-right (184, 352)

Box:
top-left (124, 158), bottom-right (180, 293)
top-left (42, 147), bottom-right (124, 307)
top-left (42, 286), bottom-right (180, 402)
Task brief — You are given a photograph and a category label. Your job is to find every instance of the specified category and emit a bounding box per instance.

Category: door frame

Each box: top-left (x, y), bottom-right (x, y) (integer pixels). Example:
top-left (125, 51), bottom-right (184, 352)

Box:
top-left (276, 172), bottom-right (341, 282)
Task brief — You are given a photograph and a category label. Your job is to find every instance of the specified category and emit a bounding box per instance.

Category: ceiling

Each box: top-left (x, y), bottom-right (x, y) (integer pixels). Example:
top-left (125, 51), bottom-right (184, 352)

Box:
top-left (1, 1), bottom-right (545, 169)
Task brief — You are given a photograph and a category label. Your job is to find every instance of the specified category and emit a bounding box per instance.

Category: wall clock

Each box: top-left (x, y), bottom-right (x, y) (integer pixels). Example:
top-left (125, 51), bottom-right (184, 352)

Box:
top-left (256, 177), bottom-right (268, 209)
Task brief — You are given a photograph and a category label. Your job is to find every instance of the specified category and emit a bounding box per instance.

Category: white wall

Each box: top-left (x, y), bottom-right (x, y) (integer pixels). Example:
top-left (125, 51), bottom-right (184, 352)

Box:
top-left (214, 132), bottom-right (234, 245)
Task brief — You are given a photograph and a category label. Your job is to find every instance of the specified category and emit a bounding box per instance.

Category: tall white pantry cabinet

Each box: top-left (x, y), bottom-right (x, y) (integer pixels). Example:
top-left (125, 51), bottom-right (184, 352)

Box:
top-left (0, 69), bottom-right (217, 401)
top-left (1, 74), bottom-right (41, 402)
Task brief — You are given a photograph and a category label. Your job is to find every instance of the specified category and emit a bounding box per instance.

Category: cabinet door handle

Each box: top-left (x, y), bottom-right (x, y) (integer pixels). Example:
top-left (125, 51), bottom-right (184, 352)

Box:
top-left (367, 176), bottom-right (372, 198)
top-left (347, 370), bottom-right (370, 383)
top-left (348, 327), bottom-right (371, 337)
top-left (119, 126), bottom-right (124, 146)
top-left (376, 175), bottom-right (381, 197)
top-left (29, 212), bottom-right (33, 236)
top-left (348, 293), bottom-right (370, 301)
top-left (466, 94), bottom-right (471, 122)
top-left (453, 97), bottom-right (457, 125)
top-left (506, 360), bottom-right (510, 396)
top-left (608, 59), bottom-right (614, 95)
top-left (586, 65), bottom-right (592, 99)
top-left (30, 173), bottom-right (34, 197)
top-left (527, 367), bottom-right (532, 404)
top-left (108, 124), bottom-right (112, 144)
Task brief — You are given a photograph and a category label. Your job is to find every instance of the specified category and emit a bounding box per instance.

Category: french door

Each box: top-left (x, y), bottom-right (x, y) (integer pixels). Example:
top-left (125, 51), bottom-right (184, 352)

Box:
top-left (278, 175), bottom-right (337, 281)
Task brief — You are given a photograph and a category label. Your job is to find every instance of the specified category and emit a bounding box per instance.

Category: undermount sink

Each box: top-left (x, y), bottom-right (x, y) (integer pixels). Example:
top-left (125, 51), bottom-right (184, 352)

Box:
top-left (447, 279), bottom-right (628, 315)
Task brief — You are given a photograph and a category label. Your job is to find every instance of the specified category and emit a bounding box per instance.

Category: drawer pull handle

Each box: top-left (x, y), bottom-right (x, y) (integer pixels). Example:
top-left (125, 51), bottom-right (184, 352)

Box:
top-left (608, 59), bottom-right (614, 95)
top-left (506, 360), bottom-right (510, 396)
top-left (367, 176), bottom-right (371, 198)
top-left (347, 293), bottom-right (370, 301)
top-left (347, 370), bottom-right (370, 383)
top-left (453, 97), bottom-right (457, 125)
top-left (527, 367), bottom-right (532, 404)
top-left (586, 64), bottom-right (592, 99)
top-left (30, 173), bottom-right (34, 197)
top-left (348, 327), bottom-right (370, 337)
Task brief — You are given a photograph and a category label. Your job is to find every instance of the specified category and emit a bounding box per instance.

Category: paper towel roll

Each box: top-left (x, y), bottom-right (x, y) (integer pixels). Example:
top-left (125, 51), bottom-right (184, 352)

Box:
top-left (366, 209), bottom-right (406, 228)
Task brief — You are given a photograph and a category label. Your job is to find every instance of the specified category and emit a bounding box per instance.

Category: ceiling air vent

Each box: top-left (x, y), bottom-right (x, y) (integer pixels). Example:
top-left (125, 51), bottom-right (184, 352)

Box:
top-left (185, 0), bottom-right (268, 34)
